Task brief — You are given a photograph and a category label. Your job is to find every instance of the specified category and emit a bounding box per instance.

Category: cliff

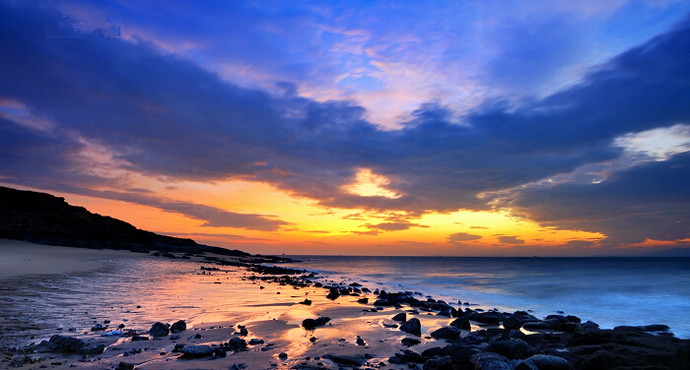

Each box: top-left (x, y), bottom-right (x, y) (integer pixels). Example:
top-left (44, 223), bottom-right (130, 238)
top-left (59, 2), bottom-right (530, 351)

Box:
top-left (0, 186), bottom-right (249, 257)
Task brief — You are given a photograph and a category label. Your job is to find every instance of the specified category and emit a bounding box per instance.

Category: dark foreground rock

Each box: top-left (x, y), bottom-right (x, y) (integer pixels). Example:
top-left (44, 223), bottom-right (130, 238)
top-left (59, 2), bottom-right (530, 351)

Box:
top-left (399, 318), bottom-right (422, 336)
top-left (149, 322), bottom-right (169, 337)
top-left (35, 335), bottom-right (104, 356)
top-left (170, 320), bottom-right (186, 333)
top-left (302, 317), bottom-right (331, 330)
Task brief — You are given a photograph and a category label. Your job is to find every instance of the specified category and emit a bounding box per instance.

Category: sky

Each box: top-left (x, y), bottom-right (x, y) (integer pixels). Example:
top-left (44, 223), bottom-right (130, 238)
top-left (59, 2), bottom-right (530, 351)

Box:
top-left (1, 0), bottom-right (690, 256)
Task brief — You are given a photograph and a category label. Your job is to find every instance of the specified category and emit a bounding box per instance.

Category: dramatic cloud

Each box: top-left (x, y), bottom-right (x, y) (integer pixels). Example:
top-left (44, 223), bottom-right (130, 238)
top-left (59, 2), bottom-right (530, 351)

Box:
top-left (515, 152), bottom-right (690, 245)
top-left (2, 2), bottom-right (690, 249)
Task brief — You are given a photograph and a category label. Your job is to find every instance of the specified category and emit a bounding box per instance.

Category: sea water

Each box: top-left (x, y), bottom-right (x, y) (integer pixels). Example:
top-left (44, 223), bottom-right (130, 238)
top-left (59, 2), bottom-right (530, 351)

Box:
top-left (292, 256), bottom-right (690, 338)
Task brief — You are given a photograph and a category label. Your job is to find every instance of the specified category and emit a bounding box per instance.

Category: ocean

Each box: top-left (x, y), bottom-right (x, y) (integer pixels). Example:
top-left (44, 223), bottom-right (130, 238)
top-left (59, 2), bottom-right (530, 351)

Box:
top-left (292, 256), bottom-right (690, 338)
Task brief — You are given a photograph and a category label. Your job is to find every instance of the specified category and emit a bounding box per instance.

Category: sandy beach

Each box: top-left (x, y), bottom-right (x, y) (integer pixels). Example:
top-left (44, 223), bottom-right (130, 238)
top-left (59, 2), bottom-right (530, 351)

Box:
top-left (0, 240), bottom-right (148, 279)
top-left (2, 242), bottom-right (689, 369)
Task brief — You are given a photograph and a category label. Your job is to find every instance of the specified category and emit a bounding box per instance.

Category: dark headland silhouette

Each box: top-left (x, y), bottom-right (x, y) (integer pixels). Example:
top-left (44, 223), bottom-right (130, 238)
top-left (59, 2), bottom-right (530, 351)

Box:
top-left (0, 186), bottom-right (249, 257)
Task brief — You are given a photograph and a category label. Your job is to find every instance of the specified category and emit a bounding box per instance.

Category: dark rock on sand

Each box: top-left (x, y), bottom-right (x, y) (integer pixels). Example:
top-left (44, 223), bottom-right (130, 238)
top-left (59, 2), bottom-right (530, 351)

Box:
top-left (474, 311), bottom-right (507, 324)
top-left (356, 336), bottom-right (366, 346)
top-left (116, 362), bottom-right (135, 370)
top-left (299, 298), bottom-right (312, 305)
top-left (302, 317), bottom-right (331, 330)
top-left (224, 338), bottom-right (248, 352)
top-left (423, 355), bottom-right (453, 370)
top-left (357, 297), bottom-right (369, 304)
top-left (326, 289), bottom-right (340, 300)
top-left (36, 335), bottom-right (104, 355)
top-left (149, 322), bottom-right (169, 337)
top-left (391, 312), bottom-right (407, 322)
top-left (180, 345), bottom-right (224, 358)
top-left (78, 344), bottom-right (105, 355)
top-left (170, 320), bottom-right (186, 333)
top-left (401, 337), bottom-right (421, 346)
top-left (487, 339), bottom-right (536, 359)
top-left (430, 326), bottom-right (461, 340)
top-left (325, 354), bottom-right (367, 366)
top-left (516, 354), bottom-right (573, 370)
top-left (450, 316), bottom-right (471, 330)
top-left (389, 349), bottom-right (425, 364)
top-left (400, 318), bottom-right (422, 336)
top-left (91, 324), bottom-right (106, 331)
top-left (248, 338), bottom-right (264, 345)
top-left (473, 352), bottom-right (511, 370)
top-left (279, 352), bottom-right (288, 359)
top-left (131, 334), bottom-right (149, 341)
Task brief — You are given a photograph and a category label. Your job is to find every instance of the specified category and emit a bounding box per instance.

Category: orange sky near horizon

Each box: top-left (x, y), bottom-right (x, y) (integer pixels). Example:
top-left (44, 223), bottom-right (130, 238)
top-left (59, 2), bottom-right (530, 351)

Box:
top-left (4, 177), bottom-right (613, 256)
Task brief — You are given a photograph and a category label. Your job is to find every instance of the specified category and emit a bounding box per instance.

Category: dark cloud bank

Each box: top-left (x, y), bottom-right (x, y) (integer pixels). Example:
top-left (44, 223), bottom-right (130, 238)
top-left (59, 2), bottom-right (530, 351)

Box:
top-left (1, 2), bottom-right (689, 247)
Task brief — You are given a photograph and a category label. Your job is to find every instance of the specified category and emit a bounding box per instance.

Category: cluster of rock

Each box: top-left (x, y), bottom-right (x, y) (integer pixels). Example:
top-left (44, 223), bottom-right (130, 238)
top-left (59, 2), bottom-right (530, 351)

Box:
top-left (365, 290), bottom-right (690, 369)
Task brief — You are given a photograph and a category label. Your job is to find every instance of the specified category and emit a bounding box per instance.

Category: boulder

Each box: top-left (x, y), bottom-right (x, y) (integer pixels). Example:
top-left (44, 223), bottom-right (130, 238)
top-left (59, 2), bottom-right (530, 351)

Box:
top-left (450, 317), bottom-right (470, 330)
top-left (392, 312), bottom-right (407, 322)
top-left (180, 345), bottom-right (221, 358)
top-left (400, 318), bottom-right (422, 336)
top-left (149, 322), bottom-right (169, 337)
top-left (517, 354), bottom-right (573, 370)
top-left (430, 326), bottom-right (461, 340)
top-left (473, 352), bottom-right (511, 370)
top-left (487, 339), bottom-right (536, 360)
top-left (401, 337), bottom-right (421, 346)
top-left (170, 320), bottom-right (186, 333)
top-left (302, 317), bottom-right (331, 330)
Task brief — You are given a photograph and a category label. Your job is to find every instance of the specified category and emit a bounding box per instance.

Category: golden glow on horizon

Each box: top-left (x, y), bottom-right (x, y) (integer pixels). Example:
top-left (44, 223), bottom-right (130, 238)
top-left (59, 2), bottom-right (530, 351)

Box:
top-left (15, 175), bottom-right (612, 256)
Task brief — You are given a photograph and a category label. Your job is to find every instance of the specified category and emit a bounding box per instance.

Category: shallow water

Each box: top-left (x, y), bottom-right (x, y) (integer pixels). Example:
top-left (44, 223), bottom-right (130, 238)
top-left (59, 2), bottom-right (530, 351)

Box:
top-left (0, 254), bottom-right (299, 348)
top-left (291, 256), bottom-right (690, 338)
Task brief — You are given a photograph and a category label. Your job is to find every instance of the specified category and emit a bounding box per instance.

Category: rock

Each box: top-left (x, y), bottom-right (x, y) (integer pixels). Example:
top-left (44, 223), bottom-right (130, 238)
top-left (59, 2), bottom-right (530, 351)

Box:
top-left (172, 343), bottom-right (185, 352)
top-left (474, 311), bottom-right (507, 324)
top-left (180, 345), bottom-right (220, 358)
top-left (170, 320), bottom-right (186, 333)
top-left (116, 362), bottom-right (135, 370)
top-left (392, 349), bottom-right (425, 363)
top-left (324, 354), bottom-right (367, 366)
top-left (170, 334), bottom-right (180, 340)
top-left (473, 352), bottom-right (511, 370)
top-left (449, 317), bottom-right (470, 330)
top-left (302, 317), bottom-right (331, 330)
top-left (430, 326), bottom-right (461, 340)
top-left (299, 298), bottom-right (312, 305)
top-left (400, 318), bottom-right (422, 336)
top-left (149, 322), bottom-right (169, 337)
top-left (640, 324), bottom-right (670, 332)
top-left (402, 337), bottom-right (421, 346)
top-left (78, 344), bottom-right (104, 355)
top-left (423, 355), bottom-right (453, 370)
top-left (487, 339), bottom-right (536, 360)
top-left (248, 338), bottom-right (264, 345)
top-left (392, 312), bottom-right (407, 322)
top-left (279, 352), bottom-right (288, 359)
top-left (225, 338), bottom-right (248, 351)
top-left (518, 354), bottom-right (573, 370)
top-left (91, 324), bottom-right (106, 331)
top-left (356, 336), bottom-right (366, 346)
top-left (131, 334), bottom-right (149, 341)
top-left (575, 320), bottom-right (600, 336)
top-left (47, 335), bottom-right (85, 353)
top-left (326, 289), bottom-right (340, 300)
top-left (237, 326), bottom-right (248, 336)
top-left (357, 297), bottom-right (369, 304)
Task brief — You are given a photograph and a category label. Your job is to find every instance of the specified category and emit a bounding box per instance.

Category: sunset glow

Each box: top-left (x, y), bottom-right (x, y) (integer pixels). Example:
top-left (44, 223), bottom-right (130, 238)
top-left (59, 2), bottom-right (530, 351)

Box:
top-left (2, 1), bottom-right (690, 256)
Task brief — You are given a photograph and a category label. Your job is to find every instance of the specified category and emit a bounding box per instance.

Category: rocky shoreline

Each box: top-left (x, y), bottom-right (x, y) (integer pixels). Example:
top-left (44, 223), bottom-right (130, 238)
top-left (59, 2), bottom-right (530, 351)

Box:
top-left (3, 251), bottom-right (690, 369)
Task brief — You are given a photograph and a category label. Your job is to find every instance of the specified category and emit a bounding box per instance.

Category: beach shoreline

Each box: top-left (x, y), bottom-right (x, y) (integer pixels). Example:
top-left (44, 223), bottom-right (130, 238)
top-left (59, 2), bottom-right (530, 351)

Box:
top-left (2, 242), bottom-right (689, 369)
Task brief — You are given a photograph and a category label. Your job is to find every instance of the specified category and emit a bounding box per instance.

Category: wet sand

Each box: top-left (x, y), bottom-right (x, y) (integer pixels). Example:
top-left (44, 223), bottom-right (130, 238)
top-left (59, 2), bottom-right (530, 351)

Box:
top-left (0, 240), bottom-right (147, 279)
